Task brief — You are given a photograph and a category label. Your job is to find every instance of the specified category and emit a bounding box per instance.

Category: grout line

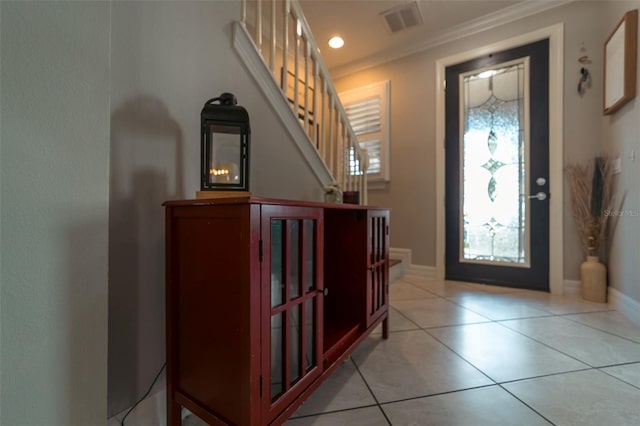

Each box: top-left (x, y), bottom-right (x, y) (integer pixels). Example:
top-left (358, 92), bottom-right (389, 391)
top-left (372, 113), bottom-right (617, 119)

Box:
top-left (387, 306), bottom-right (423, 330)
top-left (349, 357), bottom-right (393, 425)
top-left (376, 383), bottom-right (498, 407)
top-left (287, 403), bottom-right (379, 420)
top-left (497, 384), bottom-right (557, 425)
top-left (492, 319), bottom-right (640, 370)
top-left (560, 313), bottom-right (640, 345)
top-left (421, 327), bottom-right (501, 384)
top-left (495, 366), bottom-right (594, 386)
top-left (597, 363), bottom-right (640, 391)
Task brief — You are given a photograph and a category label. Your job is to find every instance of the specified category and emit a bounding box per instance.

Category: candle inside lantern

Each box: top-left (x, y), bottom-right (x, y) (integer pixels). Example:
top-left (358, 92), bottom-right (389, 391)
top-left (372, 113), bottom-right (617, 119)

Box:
top-left (209, 162), bottom-right (239, 183)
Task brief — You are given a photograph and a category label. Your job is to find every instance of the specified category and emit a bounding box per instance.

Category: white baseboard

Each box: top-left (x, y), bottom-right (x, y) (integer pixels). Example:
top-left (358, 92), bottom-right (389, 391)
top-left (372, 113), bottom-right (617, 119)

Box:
top-left (563, 279), bottom-right (582, 298)
top-left (389, 248), bottom-right (436, 279)
top-left (407, 264), bottom-right (437, 278)
top-left (389, 247), bottom-right (436, 279)
top-left (609, 287), bottom-right (640, 325)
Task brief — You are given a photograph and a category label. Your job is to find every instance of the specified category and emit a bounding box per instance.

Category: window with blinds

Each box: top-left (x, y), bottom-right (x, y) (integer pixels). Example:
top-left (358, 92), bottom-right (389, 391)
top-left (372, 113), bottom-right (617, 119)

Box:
top-left (340, 81), bottom-right (390, 186)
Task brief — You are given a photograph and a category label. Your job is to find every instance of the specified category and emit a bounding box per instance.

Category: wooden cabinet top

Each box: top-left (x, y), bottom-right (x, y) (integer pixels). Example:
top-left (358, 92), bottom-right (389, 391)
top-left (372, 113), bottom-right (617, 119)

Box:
top-left (163, 196), bottom-right (389, 211)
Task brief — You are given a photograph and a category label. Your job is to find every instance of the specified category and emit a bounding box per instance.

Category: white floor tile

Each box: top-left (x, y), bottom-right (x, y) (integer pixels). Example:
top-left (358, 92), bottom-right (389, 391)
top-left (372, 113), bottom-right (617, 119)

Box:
top-left (463, 282), bottom-right (528, 294)
top-left (428, 322), bottom-right (588, 382)
top-left (291, 360), bottom-right (376, 417)
top-left (371, 307), bottom-right (420, 335)
top-left (504, 369), bottom-right (640, 426)
top-left (285, 406), bottom-right (388, 425)
top-left (391, 298), bottom-right (490, 328)
top-left (508, 291), bottom-right (612, 315)
top-left (352, 331), bottom-right (493, 403)
top-left (383, 385), bottom-right (551, 426)
top-left (402, 278), bottom-right (484, 298)
top-left (567, 311), bottom-right (640, 343)
top-left (389, 281), bottom-right (438, 301)
top-left (447, 292), bottom-right (551, 320)
top-left (500, 316), bottom-right (640, 367)
top-left (601, 362), bottom-right (640, 388)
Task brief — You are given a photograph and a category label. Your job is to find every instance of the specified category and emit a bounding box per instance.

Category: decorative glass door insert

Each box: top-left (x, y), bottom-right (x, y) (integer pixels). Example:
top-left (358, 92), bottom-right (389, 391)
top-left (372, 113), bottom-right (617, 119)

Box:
top-left (270, 219), bottom-right (318, 399)
top-left (366, 210), bottom-right (388, 327)
top-left (262, 205), bottom-right (323, 421)
top-left (460, 58), bottom-right (530, 266)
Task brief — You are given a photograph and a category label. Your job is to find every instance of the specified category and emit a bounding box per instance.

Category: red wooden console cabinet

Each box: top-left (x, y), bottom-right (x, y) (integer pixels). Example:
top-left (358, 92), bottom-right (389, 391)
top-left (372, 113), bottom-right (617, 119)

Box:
top-left (164, 197), bottom-right (389, 425)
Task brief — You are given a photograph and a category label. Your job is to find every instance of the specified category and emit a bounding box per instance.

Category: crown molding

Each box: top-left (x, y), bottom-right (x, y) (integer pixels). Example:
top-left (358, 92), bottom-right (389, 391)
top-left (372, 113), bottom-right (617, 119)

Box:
top-left (330, 0), bottom-right (572, 78)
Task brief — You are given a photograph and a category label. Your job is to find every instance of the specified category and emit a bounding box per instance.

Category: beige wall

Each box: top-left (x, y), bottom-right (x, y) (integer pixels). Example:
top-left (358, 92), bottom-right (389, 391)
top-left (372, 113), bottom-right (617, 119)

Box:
top-left (604, 2), bottom-right (640, 303)
top-left (336, 57), bottom-right (436, 266)
top-left (334, 2), bottom-right (612, 281)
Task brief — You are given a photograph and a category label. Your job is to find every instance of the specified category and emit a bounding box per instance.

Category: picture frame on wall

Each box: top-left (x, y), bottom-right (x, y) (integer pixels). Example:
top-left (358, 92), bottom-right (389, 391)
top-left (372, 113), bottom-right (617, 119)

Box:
top-left (603, 9), bottom-right (638, 115)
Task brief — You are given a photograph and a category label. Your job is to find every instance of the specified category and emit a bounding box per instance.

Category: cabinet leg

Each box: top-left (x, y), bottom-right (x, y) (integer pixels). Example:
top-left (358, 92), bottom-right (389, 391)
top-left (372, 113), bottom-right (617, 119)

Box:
top-left (382, 315), bottom-right (389, 339)
top-left (167, 396), bottom-right (182, 426)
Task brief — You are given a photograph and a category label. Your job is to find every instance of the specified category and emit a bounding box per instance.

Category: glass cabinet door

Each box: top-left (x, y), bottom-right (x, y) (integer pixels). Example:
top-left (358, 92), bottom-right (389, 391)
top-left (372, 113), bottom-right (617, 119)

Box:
top-left (366, 210), bottom-right (389, 327)
top-left (261, 206), bottom-right (323, 421)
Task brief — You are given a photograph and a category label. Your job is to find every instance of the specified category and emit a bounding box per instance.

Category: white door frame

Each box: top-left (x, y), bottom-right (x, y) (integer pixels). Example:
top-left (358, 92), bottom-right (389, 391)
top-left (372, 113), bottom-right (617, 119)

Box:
top-left (435, 24), bottom-right (564, 295)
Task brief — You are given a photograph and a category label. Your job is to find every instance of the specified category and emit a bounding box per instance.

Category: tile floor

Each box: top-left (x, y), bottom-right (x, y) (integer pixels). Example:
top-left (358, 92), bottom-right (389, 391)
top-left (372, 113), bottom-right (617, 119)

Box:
top-left (285, 275), bottom-right (640, 426)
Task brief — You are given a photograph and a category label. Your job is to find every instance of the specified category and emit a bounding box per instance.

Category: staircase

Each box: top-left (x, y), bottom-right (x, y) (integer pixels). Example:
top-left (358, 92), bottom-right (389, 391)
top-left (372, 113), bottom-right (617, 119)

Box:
top-left (234, 0), bottom-right (368, 203)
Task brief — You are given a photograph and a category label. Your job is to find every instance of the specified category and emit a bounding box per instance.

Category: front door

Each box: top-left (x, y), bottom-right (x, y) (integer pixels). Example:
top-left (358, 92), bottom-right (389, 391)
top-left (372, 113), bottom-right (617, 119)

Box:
top-left (445, 39), bottom-right (549, 291)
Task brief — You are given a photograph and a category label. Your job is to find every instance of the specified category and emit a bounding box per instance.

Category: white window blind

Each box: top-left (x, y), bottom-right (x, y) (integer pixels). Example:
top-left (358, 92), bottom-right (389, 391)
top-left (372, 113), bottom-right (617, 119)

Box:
top-left (340, 81), bottom-right (390, 185)
top-left (345, 98), bottom-right (382, 135)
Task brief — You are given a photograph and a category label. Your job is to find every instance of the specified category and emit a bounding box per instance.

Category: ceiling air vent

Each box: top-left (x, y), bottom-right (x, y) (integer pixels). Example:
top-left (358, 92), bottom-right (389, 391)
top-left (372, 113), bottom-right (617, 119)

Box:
top-left (380, 1), bottom-right (423, 34)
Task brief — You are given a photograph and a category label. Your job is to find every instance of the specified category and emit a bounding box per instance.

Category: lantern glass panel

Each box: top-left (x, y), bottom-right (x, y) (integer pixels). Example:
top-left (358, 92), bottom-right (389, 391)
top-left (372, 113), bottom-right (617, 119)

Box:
top-left (208, 124), bottom-right (241, 184)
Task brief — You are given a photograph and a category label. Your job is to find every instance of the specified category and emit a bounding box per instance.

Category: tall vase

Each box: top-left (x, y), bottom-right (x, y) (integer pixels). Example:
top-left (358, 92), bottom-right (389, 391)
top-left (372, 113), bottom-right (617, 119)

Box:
top-left (580, 256), bottom-right (607, 302)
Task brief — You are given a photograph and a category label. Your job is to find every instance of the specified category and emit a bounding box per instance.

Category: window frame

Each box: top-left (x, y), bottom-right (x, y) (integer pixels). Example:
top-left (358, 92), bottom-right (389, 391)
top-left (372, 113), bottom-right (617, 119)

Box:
top-left (340, 80), bottom-right (391, 188)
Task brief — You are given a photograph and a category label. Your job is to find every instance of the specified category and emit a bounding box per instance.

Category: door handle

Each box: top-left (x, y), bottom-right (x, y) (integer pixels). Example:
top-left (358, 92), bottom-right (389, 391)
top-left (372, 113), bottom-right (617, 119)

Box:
top-left (317, 288), bottom-right (328, 297)
top-left (527, 192), bottom-right (547, 201)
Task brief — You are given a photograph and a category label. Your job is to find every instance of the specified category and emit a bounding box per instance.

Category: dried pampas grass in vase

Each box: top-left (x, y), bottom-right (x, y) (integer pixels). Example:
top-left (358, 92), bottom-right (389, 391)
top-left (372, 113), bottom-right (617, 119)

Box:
top-left (566, 156), bottom-right (615, 302)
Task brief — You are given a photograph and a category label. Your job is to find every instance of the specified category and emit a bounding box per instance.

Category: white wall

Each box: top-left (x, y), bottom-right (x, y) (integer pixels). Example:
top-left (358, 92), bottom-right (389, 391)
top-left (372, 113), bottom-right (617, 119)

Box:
top-left (1, 2), bottom-right (111, 425)
top-left (334, 2), bottom-right (609, 279)
top-left (604, 2), bottom-right (640, 304)
top-left (108, 0), bottom-right (325, 417)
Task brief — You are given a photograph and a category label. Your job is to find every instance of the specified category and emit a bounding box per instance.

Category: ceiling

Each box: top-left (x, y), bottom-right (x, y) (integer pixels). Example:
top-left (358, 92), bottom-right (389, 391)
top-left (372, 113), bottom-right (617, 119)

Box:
top-left (299, 0), bottom-right (554, 74)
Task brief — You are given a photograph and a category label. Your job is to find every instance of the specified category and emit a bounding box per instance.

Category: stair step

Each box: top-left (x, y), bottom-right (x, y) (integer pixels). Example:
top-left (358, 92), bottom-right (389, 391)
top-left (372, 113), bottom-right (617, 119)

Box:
top-left (389, 258), bottom-right (403, 283)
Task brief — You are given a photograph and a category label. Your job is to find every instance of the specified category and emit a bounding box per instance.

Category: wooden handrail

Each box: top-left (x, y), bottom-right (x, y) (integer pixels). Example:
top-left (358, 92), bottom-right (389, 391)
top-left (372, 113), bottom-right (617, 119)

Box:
top-left (241, 0), bottom-right (368, 203)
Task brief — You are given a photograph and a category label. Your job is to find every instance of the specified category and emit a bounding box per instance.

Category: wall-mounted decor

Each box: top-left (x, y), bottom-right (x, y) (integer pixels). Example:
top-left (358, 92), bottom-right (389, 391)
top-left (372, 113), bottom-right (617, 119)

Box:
top-left (603, 9), bottom-right (638, 115)
top-left (577, 42), bottom-right (592, 97)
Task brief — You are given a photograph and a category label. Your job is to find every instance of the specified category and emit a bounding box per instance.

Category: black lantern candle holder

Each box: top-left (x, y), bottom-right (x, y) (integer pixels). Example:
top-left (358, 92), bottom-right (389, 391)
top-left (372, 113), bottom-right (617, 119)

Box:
top-left (201, 93), bottom-right (250, 191)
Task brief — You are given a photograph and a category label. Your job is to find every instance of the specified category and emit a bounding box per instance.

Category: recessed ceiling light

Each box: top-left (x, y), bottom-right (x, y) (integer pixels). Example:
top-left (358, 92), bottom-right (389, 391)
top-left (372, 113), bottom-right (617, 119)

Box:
top-left (328, 36), bottom-right (344, 49)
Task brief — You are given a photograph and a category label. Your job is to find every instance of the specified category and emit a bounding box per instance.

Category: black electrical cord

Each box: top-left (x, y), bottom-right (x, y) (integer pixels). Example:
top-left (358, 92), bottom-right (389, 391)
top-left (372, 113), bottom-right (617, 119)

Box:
top-left (120, 363), bottom-right (167, 426)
